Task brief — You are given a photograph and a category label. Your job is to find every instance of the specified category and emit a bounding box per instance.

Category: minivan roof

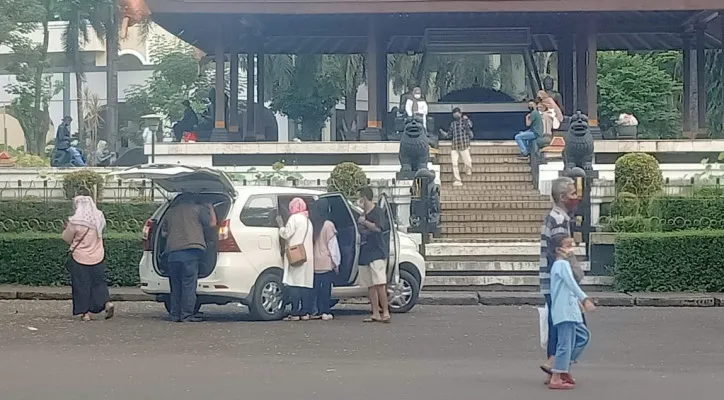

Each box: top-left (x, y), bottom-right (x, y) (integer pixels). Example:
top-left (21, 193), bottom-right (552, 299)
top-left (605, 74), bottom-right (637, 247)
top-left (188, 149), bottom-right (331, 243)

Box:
top-left (233, 186), bottom-right (325, 197)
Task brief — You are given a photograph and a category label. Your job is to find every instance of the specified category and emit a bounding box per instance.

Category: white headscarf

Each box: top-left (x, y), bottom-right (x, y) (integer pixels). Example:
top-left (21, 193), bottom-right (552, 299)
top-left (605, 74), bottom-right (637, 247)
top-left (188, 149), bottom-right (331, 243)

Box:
top-left (69, 196), bottom-right (106, 237)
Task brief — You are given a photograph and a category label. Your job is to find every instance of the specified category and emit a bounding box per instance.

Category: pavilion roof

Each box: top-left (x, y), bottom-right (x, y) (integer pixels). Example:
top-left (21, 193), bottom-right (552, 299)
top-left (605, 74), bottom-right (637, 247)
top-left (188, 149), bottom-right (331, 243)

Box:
top-left (152, 11), bottom-right (723, 54)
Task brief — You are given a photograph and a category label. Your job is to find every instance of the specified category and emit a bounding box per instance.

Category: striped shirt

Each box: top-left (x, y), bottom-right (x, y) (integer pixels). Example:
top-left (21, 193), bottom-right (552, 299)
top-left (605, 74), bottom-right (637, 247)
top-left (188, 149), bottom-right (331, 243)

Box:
top-left (539, 206), bottom-right (572, 295)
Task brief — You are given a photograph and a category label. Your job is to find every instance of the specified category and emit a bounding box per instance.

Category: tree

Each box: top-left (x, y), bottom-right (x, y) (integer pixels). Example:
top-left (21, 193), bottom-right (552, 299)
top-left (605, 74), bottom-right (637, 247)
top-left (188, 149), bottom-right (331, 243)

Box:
top-left (124, 36), bottom-right (213, 122)
top-left (59, 0), bottom-right (111, 146)
top-left (706, 50), bottom-right (723, 138)
top-left (0, 0), bottom-right (43, 49)
top-left (323, 54), bottom-right (365, 132)
top-left (597, 51), bottom-right (681, 138)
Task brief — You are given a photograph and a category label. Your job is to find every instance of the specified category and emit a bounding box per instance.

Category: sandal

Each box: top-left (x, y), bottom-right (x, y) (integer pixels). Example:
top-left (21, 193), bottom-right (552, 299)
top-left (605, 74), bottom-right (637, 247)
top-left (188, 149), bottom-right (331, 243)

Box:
top-left (561, 373), bottom-right (576, 385)
top-left (104, 303), bottom-right (115, 320)
top-left (548, 382), bottom-right (575, 390)
top-left (283, 316), bottom-right (300, 321)
top-left (381, 316), bottom-right (391, 323)
top-left (540, 364), bottom-right (552, 376)
top-left (81, 314), bottom-right (91, 322)
top-left (363, 316), bottom-right (382, 323)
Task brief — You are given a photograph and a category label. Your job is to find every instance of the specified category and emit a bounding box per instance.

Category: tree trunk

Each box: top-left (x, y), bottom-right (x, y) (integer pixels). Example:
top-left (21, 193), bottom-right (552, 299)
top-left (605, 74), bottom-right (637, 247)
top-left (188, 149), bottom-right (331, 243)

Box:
top-left (105, 4), bottom-right (119, 152)
top-left (75, 73), bottom-right (85, 148)
top-left (32, 13), bottom-right (50, 154)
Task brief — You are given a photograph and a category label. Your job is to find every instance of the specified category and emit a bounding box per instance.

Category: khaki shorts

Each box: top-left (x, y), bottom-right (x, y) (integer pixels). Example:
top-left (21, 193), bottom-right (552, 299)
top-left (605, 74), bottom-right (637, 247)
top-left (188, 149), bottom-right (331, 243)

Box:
top-left (358, 259), bottom-right (387, 288)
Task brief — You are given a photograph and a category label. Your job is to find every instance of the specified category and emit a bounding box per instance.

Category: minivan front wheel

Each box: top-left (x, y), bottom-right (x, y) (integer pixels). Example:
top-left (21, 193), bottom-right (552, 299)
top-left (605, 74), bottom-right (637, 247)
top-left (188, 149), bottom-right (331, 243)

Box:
top-left (250, 272), bottom-right (285, 321)
top-left (388, 269), bottom-right (419, 314)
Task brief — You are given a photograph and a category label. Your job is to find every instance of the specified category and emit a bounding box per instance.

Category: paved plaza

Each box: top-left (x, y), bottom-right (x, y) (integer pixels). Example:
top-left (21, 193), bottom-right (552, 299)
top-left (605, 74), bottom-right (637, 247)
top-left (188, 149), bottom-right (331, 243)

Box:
top-left (0, 301), bottom-right (722, 400)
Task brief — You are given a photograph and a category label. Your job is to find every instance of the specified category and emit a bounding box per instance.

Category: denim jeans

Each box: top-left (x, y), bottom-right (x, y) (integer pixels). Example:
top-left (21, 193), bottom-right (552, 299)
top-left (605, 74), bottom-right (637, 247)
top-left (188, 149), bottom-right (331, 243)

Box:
top-left (314, 271), bottom-right (335, 315)
top-left (544, 294), bottom-right (557, 358)
top-left (552, 321), bottom-right (590, 373)
top-left (514, 129), bottom-right (537, 156)
top-left (68, 147), bottom-right (86, 166)
top-left (168, 257), bottom-right (200, 322)
top-left (288, 286), bottom-right (313, 316)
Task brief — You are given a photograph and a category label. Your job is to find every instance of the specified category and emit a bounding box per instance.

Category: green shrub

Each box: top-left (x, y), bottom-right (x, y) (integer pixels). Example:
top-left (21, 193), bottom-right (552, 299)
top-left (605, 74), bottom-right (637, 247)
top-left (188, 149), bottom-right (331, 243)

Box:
top-left (0, 233), bottom-right (142, 286)
top-left (0, 201), bottom-right (158, 233)
top-left (62, 169), bottom-right (105, 200)
top-left (693, 186), bottom-right (724, 198)
top-left (610, 191), bottom-right (641, 217)
top-left (601, 215), bottom-right (651, 233)
top-left (614, 230), bottom-right (724, 292)
top-left (328, 162), bottom-right (368, 199)
top-left (615, 153), bottom-right (663, 202)
top-left (648, 196), bottom-right (724, 231)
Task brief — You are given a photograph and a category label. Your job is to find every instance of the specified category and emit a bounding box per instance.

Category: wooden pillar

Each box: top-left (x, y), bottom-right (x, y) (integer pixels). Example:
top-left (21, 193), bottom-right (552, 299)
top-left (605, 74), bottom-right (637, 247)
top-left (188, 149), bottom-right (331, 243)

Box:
top-left (586, 19), bottom-right (598, 127)
top-left (696, 26), bottom-right (708, 133)
top-left (62, 72), bottom-right (71, 118)
top-left (377, 50), bottom-right (388, 130)
top-left (557, 32), bottom-right (575, 116)
top-left (229, 49), bottom-right (239, 133)
top-left (244, 52), bottom-right (255, 141)
top-left (575, 27), bottom-right (588, 114)
top-left (362, 16), bottom-right (382, 140)
top-left (682, 32), bottom-right (694, 134)
top-left (255, 51), bottom-right (265, 141)
top-left (210, 38), bottom-right (229, 141)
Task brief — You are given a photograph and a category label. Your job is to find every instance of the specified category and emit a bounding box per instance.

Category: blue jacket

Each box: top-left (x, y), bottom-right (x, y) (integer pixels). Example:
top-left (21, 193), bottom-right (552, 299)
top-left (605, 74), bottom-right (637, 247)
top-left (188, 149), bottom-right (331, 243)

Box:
top-left (550, 259), bottom-right (588, 326)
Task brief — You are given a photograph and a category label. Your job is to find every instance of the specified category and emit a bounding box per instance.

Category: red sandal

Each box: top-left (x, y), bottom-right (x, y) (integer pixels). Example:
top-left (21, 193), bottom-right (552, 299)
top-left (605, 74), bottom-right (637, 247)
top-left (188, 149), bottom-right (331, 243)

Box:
top-left (548, 382), bottom-right (575, 390)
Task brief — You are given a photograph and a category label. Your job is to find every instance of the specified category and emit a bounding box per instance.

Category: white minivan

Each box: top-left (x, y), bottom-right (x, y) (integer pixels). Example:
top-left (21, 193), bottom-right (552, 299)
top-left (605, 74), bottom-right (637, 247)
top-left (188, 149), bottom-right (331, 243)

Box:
top-left (113, 164), bottom-right (426, 320)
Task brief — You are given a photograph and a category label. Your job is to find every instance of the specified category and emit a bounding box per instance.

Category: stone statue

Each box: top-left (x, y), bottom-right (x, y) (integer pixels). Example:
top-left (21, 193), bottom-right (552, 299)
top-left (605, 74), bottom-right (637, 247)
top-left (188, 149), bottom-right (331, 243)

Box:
top-left (409, 168), bottom-right (441, 234)
top-left (399, 116), bottom-right (430, 174)
top-left (563, 111), bottom-right (594, 171)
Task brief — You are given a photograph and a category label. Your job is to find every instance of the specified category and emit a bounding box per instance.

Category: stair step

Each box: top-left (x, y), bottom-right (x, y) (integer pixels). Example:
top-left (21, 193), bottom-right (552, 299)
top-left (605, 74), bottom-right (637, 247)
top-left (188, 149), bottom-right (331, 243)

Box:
top-left (441, 200), bottom-right (552, 210)
top-left (440, 194), bottom-right (550, 201)
top-left (437, 144), bottom-right (520, 155)
top-left (439, 164), bottom-right (531, 174)
top-left (426, 260), bottom-right (591, 273)
top-left (441, 212), bottom-right (547, 223)
top-left (440, 222), bottom-right (541, 235)
top-left (439, 173), bottom-right (532, 183)
top-left (424, 275), bottom-right (613, 289)
top-left (435, 155), bottom-right (528, 164)
top-left (436, 233), bottom-right (541, 240)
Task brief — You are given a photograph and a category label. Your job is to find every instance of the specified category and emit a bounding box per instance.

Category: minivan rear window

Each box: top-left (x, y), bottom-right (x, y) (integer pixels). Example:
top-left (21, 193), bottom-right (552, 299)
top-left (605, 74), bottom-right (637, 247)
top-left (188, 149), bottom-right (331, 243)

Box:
top-left (240, 195), bottom-right (277, 228)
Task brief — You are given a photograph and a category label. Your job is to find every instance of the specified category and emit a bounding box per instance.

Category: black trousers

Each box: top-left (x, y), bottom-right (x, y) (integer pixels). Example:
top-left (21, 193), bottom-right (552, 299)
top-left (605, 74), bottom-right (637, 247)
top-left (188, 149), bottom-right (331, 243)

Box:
top-left (168, 257), bottom-right (200, 321)
top-left (288, 286), bottom-right (313, 317)
top-left (69, 259), bottom-right (110, 315)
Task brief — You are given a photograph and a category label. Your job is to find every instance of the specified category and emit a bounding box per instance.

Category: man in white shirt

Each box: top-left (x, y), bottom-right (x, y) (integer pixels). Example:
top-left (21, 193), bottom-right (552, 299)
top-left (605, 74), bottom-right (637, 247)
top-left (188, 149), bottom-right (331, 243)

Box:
top-left (404, 87), bottom-right (429, 130)
top-left (143, 125), bottom-right (154, 145)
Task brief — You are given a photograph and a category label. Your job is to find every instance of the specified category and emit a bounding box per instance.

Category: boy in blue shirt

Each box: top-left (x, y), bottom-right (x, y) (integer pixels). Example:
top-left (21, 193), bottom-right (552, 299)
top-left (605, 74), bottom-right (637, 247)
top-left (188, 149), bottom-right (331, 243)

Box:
top-left (548, 233), bottom-right (596, 390)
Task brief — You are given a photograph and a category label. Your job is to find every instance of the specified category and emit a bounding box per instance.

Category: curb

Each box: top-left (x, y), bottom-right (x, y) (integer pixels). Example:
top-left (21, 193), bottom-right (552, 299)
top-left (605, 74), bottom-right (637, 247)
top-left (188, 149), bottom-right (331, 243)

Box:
top-left (0, 289), bottom-right (721, 307)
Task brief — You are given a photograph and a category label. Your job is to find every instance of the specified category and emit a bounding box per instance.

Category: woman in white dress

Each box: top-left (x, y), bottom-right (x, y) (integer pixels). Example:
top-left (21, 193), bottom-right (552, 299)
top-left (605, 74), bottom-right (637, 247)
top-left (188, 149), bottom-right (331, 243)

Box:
top-left (277, 197), bottom-right (315, 321)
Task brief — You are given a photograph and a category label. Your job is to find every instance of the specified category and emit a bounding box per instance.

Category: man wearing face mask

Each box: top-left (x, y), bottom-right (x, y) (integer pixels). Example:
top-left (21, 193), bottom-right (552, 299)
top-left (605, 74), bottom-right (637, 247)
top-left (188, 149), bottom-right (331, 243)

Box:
top-left (404, 87), bottom-right (429, 130)
top-left (439, 107), bottom-right (473, 187)
top-left (539, 176), bottom-right (580, 379)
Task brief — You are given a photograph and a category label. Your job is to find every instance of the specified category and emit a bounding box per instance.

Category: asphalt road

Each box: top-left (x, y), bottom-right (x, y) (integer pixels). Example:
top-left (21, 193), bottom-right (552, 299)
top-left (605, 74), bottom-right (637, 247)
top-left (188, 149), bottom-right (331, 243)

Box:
top-left (0, 301), bottom-right (722, 400)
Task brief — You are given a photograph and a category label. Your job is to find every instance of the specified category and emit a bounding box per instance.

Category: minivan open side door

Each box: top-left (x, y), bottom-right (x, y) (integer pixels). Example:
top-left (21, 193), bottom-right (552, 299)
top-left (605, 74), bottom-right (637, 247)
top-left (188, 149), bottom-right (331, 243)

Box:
top-left (378, 193), bottom-right (400, 284)
top-left (316, 193), bottom-right (361, 286)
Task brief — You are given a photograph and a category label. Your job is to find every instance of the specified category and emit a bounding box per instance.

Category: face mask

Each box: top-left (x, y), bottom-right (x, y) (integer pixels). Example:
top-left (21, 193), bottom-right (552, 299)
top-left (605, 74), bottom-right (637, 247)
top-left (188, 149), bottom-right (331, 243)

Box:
top-left (528, 106), bottom-right (535, 111)
top-left (558, 247), bottom-right (575, 260)
top-left (453, 114), bottom-right (461, 120)
top-left (356, 199), bottom-right (365, 209)
top-left (565, 197), bottom-right (580, 211)
top-left (414, 94), bottom-right (421, 99)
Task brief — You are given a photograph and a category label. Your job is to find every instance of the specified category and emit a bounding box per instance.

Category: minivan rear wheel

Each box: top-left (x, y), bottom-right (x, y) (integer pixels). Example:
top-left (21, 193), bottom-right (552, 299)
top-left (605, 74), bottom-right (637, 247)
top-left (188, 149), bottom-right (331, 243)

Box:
top-left (249, 272), bottom-right (285, 321)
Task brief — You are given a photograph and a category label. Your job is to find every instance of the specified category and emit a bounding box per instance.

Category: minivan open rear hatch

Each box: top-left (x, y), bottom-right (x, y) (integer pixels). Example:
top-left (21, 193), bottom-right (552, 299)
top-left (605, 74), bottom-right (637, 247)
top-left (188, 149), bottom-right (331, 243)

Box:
top-left (110, 164), bottom-right (237, 198)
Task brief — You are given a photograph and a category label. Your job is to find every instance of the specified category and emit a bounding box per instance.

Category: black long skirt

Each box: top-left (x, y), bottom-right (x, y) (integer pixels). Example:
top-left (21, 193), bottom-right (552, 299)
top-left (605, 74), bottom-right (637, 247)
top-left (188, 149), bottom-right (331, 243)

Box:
top-left (68, 258), bottom-right (110, 315)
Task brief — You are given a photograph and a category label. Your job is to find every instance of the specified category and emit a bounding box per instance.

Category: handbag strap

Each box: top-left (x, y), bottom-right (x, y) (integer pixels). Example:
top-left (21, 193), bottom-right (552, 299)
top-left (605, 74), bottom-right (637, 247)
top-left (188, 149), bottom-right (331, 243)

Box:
top-left (288, 217), bottom-right (309, 248)
top-left (69, 228), bottom-right (91, 255)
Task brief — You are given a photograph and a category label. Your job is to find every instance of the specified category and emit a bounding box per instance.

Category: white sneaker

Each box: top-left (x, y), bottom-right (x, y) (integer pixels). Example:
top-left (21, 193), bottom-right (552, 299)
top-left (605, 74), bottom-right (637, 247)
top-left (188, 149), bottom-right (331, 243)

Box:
top-left (321, 313), bottom-right (334, 321)
top-left (453, 181), bottom-right (463, 187)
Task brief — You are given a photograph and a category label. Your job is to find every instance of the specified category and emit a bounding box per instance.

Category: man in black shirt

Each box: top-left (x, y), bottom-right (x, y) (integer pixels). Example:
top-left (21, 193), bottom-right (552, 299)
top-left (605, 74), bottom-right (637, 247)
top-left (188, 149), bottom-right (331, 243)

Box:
top-left (357, 187), bottom-right (391, 323)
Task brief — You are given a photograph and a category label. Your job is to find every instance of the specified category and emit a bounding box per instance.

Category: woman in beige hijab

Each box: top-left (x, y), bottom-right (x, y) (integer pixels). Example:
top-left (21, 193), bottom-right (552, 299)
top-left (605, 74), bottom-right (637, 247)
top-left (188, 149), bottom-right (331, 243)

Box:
top-left (537, 90), bottom-right (563, 129)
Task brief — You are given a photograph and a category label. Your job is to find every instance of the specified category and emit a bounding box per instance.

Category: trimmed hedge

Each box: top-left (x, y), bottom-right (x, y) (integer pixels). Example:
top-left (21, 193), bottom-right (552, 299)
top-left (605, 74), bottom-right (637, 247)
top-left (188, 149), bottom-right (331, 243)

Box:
top-left (648, 196), bottom-right (724, 231)
top-left (0, 233), bottom-right (142, 286)
top-left (614, 230), bottom-right (724, 292)
top-left (601, 215), bottom-right (651, 233)
top-left (0, 201), bottom-right (158, 233)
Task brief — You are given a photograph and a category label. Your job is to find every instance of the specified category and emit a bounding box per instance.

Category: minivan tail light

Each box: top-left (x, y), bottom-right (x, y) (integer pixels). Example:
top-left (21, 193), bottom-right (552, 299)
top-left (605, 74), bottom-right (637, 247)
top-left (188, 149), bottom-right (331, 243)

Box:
top-left (142, 219), bottom-right (154, 251)
top-left (217, 219), bottom-right (241, 252)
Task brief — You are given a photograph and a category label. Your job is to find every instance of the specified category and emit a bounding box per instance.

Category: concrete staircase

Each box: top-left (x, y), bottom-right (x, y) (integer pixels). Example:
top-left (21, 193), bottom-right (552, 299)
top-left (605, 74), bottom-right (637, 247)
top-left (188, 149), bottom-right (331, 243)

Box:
top-left (435, 142), bottom-right (551, 240)
top-left (425, 142), bottom-right (613, 291)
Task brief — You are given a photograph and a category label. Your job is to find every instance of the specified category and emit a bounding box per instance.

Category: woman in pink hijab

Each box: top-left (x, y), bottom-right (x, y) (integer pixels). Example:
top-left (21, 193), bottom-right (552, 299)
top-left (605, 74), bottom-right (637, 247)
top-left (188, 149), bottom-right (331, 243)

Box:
top-left (276, 197), bottom-right (315, 320)
top-left (62, 195), bottom-right (115, 321)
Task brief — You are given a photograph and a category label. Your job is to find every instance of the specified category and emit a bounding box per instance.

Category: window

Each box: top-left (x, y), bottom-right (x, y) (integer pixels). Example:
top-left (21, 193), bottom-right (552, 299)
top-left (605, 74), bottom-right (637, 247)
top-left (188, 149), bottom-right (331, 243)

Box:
top-left (240, 195), bottom-right (277, 228)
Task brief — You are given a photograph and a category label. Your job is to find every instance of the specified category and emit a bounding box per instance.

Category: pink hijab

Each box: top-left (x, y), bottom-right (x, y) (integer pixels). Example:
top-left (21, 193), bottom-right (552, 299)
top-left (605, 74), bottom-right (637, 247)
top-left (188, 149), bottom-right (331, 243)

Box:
top-left (288, 197), bottom-right (308, 217)
top-left (69, 196), bottom-right (106, 237)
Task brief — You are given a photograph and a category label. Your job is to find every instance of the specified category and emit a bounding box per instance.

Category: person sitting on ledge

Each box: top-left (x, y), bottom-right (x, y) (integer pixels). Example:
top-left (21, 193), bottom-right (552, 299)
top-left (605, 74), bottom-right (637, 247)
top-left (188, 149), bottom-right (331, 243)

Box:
top-left (515, 100), bottom-right (544, 160)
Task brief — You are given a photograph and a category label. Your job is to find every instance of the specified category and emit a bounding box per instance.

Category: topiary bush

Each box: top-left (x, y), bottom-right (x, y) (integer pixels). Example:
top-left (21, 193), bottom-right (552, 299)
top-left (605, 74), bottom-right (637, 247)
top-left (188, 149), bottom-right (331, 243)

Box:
top-left (614, 153), bottom-right (663, 204)
top-left (648, 196), bottom-right (724, 231)
top-left (328, 162), bottom-right (368, 199)
top-left (0, 233), bottom-right (142, 286)
top-left (0, 201), bottom-right (158, 233)
top-left (62, 169), bottom-right (106, 200)
top-left (614, 230), bottom-right (724, 292)
top-left (601, 215), bottom-right (651, 233)
top-left (610, 191), bottom-right (641, 217)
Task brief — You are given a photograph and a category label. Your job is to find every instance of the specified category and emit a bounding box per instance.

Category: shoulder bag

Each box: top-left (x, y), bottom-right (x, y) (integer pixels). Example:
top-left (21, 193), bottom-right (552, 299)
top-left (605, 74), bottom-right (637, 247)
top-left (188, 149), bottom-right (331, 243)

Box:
top-left (286, 218), bottom-right (309, 267)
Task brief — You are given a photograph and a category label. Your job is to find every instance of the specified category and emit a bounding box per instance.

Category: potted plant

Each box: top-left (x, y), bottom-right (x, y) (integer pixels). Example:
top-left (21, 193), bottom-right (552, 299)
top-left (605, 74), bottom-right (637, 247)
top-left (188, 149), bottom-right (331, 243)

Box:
top-left (615, 113), bottom-right (638, 139)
